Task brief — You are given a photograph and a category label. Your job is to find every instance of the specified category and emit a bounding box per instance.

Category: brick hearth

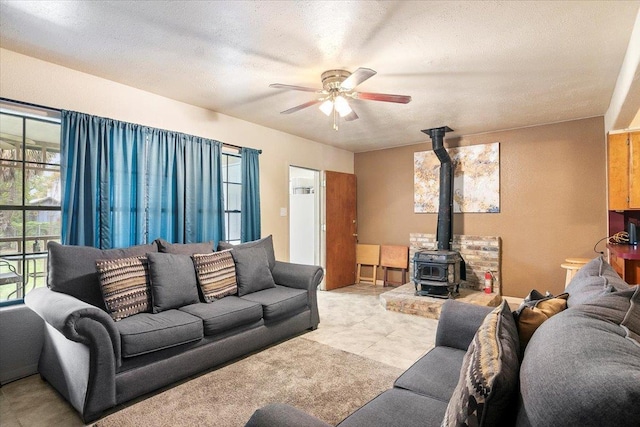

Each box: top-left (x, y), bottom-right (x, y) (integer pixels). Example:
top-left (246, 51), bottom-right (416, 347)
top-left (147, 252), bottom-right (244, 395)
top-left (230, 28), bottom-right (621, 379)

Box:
top-left (380, 283), bottom-right (501, 319)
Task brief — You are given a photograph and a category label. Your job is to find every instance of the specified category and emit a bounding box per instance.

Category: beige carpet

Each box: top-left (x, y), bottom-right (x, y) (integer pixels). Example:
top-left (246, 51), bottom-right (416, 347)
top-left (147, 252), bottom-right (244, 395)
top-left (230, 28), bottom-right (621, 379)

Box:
top-left (95, 337), bottom-right (404, 427)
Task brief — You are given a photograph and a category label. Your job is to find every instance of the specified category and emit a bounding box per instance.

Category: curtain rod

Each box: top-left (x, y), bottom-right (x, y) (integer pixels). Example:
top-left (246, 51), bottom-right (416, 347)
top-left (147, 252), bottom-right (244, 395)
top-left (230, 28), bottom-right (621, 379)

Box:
top-left (0, 97), bottom-right (262, 154)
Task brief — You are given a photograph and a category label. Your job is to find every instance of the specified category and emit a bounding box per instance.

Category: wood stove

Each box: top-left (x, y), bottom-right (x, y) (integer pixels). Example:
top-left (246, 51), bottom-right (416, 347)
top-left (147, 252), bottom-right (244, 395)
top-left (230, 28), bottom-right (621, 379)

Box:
top-left (413, 126), bottom-right (465, 298)
top-left (413, 249), bottom-right (462, 298)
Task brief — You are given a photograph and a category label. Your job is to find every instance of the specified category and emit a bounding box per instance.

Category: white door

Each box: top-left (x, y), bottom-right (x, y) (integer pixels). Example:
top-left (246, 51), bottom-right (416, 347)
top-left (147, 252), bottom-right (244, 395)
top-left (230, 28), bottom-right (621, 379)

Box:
top-left (289, 166), bottom-right (320, 265)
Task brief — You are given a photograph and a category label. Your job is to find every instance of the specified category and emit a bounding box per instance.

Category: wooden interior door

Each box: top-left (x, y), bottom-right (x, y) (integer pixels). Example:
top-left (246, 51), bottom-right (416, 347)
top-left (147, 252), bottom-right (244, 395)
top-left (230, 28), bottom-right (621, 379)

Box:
top-left (324, 171), bottom-right (357, 290)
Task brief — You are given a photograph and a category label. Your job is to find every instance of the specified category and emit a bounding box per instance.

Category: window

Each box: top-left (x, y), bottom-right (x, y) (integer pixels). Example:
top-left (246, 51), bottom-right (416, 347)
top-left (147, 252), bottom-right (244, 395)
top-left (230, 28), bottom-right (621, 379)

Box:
top-left (222, 151), bottom-right (241, 244)
top-left (0, 103), bottom-right (61, 305)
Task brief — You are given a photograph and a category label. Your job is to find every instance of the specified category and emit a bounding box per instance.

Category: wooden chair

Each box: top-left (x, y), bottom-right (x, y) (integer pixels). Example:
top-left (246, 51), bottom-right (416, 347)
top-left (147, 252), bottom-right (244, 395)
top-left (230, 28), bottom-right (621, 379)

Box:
top-left (356, 244), bottom-right (380, 285)
top-left (381, 245), bottom-right (409, 287)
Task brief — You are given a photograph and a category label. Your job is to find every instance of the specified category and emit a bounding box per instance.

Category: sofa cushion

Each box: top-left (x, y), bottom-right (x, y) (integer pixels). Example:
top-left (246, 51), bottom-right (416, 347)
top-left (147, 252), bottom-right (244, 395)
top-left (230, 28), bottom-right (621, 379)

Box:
top-left (569, 286), bottom-right (640, 346)
top-left (218, 235), bottom-right (276, 271)
top-left (621, 286), bottom-right (640, 345)
top-left (155, 238), bottom-right (214, 255)
top-left (179, 296), bottom-right (263, 336)
top-left (565, 256), bottom-right (629, 307)
top-left (192, 250), bottom-right (237, 302)
top-left (240, 285), bottom-right (308, 321)
top-left (337, 388), bottom-right (449, 427)
top-left (116, 309), bottom-right (203, 357)
top-left (393, 346), bottom-right (466, 402)
top-left (95, 256), bottom-right (151, 321)
top-left (442, 301), bottom-right (520, 427)
top-left (47, 241), bottom-right (158, 309)
top-left (147, 252), bottom-right (200, 313)
top-left (518, 296), bottom-right (640, 426)
top-left (232, 246), bottom-right (277, 296)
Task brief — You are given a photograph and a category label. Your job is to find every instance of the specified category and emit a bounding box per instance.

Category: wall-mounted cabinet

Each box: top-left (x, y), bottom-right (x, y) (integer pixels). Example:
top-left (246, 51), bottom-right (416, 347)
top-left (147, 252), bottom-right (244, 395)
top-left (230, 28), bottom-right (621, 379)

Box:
top-left (607, 130), bottom-right (640, 285)
top-left (608, 131), bottom-right (640, 210)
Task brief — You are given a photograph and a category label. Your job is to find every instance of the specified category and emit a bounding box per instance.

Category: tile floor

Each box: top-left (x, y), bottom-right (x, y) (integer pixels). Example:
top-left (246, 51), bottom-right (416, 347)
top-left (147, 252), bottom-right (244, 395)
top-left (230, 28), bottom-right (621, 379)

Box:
top-left (0, 283), bottom-right (438, 426)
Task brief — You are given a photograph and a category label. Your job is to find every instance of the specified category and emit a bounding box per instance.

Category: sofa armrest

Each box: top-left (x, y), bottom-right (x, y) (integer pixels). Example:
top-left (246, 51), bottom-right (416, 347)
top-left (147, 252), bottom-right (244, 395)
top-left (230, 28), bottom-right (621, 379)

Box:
top-left (25, 287), bottom-right (121, 366)
top-left (272, 261), bottom-right (324, 328)
top-left (435, 299), bottom-right (494, 351)
top-left (272, 261), bottom-right (324, 290)
top-left (245, 403), bottom-right (332, 427)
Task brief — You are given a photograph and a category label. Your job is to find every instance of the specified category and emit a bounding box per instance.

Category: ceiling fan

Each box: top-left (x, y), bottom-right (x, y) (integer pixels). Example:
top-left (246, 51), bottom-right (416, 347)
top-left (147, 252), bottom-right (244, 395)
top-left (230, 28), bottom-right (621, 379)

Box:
top-left (269, 68), bottom-right (412, 130)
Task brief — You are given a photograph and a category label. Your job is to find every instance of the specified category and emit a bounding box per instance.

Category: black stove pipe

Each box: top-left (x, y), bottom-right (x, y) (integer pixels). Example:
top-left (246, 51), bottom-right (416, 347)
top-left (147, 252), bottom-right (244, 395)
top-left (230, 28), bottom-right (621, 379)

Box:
top-left (421, 126), bottom-right (454, 250)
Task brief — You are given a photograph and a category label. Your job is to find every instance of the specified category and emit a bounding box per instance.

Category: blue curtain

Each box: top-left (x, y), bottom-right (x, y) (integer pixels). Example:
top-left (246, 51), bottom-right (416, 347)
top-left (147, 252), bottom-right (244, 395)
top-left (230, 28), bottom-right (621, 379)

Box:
top-left (61, 110), bottom-right (225, 248)
top-left (184, 137), bottom-right (225, 244)
top-left (240, 147), bottom-right (261, 242)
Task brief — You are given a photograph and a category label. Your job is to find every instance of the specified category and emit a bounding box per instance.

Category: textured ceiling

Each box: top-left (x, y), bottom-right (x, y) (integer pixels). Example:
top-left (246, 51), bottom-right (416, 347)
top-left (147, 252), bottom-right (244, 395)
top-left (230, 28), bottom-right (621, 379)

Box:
top-left (0, 1), bottom-right (638, 152)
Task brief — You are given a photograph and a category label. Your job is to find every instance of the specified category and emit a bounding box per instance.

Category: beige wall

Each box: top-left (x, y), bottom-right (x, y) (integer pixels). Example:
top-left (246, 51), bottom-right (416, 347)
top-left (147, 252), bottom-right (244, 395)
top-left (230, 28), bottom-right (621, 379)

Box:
top-left (0, 48), bottom-right (353, 261)
top-left (354, 117), bottom-right (608, 298)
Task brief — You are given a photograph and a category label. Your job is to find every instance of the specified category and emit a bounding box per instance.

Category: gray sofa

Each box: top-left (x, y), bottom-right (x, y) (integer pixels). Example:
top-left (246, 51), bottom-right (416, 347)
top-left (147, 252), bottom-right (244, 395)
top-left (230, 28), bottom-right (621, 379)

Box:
top-left (246, 256), bottom-right (640, 427)
top-left (25, 236), bottom-right (323, 423)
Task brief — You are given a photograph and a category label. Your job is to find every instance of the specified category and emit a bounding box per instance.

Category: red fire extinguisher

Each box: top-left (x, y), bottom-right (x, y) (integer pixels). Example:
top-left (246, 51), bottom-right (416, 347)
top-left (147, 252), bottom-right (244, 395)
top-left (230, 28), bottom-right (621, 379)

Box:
top-left (484, 271), bottom-right (493, 294)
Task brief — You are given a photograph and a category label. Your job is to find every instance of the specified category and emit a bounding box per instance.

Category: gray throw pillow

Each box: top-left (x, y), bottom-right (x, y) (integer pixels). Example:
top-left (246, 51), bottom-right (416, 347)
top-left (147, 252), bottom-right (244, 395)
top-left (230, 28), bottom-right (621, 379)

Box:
top-left (231, 246), bottom-right (276, 296)
top-left (218, 235), bottom-right (276, 271)
top-left (442, 301), bottom-right (520, 427)
top-left (565, 256), bottom-right (629, 307)
top-left (147, 252), bottom-right (200, 313)
top-left (47, 241), bottom-right (158, 309)
top-left (155, 238), bottom-right (214, 255)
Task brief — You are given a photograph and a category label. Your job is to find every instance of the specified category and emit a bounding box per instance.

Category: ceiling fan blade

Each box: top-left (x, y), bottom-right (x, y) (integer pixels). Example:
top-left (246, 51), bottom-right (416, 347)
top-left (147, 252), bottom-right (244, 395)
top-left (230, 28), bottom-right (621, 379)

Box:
top-left (269, 83), bottom-right (323, 93)
top-left (280, 99), bottom-right (322, 114)
top-left (354, 92), bottom-right (412, 104)
top-left (340, 67), bottom-right (377, 91)
top-left (344, 108), bottom-right (359, 122)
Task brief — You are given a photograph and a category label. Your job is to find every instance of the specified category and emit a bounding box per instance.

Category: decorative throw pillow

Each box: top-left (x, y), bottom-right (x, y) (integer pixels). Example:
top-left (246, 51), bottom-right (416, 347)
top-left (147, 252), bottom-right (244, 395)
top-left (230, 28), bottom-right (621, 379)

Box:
top-left (155, 238), bottom-right (214, 255)
top-left (96, 256), bottom-right (151, 321)
top-left (442, 301), bottom-right (520, 427)
top-left (147, 252), bottom-right (200, 313)
top-left (192, 250), bottom-right (238, 302)
top-left (514, 290), bottom-right (568, 348)
top-left (231, 246), bottom-right (276, 296)
top-left (218, 235), bottom-right (276, 271)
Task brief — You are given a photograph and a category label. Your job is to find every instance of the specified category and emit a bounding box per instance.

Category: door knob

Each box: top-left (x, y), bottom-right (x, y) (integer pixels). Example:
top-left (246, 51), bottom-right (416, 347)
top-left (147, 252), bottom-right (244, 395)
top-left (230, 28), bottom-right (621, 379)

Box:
top-left (352, 234), bottom-right (358, 237)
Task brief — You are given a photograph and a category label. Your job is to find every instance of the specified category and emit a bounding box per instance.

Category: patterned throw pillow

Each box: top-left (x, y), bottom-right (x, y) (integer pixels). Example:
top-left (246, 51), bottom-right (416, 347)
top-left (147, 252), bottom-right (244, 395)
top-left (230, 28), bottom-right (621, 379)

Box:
top-left (192, 250), bottom-right (238, 302)
top-left (442, 301), bottom-right (520, 427)
top-left (96, 256), bottom-right (151, 321)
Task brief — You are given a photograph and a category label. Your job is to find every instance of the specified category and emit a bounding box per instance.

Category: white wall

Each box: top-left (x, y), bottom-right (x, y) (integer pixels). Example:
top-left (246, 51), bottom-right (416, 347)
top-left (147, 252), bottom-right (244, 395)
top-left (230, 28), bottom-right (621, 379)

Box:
top-left (0, 48), bottom-right (354, 262)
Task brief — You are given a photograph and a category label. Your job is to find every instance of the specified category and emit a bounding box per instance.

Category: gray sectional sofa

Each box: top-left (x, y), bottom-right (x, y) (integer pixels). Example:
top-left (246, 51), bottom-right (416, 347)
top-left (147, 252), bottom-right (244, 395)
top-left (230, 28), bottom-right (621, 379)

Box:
top-left (246, 256), bottom-right (640, 427)
top-left (25, 236), bottom-right (323, 423)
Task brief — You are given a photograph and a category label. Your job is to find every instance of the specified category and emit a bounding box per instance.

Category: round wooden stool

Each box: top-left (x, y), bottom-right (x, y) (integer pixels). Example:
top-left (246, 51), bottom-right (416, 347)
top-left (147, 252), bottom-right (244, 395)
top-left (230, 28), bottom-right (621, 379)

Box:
top-left (561, 258), bottom-right (590, 287)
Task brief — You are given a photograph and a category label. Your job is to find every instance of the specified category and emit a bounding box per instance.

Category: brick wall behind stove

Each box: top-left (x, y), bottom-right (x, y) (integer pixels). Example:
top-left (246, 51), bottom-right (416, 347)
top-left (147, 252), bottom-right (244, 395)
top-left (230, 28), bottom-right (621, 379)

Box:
top-left (409, 234), bottom-right (501, 291)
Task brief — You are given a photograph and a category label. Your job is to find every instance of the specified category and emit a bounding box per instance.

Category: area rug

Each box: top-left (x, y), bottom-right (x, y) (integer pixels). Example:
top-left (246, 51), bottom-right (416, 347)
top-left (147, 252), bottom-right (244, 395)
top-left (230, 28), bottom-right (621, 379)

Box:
top-left (95, 337), bottom-right (403, 427)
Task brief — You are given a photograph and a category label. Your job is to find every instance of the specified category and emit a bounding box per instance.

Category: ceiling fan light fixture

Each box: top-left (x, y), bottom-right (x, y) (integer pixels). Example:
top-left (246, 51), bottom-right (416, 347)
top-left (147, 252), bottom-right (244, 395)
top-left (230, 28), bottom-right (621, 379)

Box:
top-left (319, 99), bottom-right (334, 116)
top-left (334, 95), bottom-right (352, 117)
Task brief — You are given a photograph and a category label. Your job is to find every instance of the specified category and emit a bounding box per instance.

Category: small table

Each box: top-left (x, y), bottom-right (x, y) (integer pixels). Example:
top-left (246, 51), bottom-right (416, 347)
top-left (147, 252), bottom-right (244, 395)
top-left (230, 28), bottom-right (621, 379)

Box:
top-left (2, 253), bottom-right (48, 299)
